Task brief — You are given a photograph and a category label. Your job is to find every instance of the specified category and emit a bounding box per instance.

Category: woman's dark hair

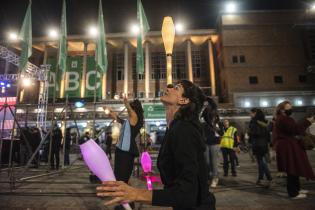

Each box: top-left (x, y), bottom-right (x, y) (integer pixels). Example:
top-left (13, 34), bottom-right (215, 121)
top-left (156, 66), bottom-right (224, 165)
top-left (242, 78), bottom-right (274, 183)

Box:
top-left (275, 100), bottom-right (291, 117)
top-left (130, 99), bottom-right (144, 127)
top-left (201, 97), bottom-right (218, 126)
top-left (252, 108), bottom-right (267, 122)
top-left (174, 80), bottom-right (206, 122)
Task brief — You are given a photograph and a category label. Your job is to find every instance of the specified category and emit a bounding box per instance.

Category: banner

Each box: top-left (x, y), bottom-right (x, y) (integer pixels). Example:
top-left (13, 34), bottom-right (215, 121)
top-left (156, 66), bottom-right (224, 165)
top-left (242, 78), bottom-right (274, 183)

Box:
top-left (47, 58), bottom-right (61, 98)
top-left (143, 104), bottom-right (166, 119)
top-left (85, 56), bottom-right (102, 98)
top-left (65, 57), bottom-right (82, 98)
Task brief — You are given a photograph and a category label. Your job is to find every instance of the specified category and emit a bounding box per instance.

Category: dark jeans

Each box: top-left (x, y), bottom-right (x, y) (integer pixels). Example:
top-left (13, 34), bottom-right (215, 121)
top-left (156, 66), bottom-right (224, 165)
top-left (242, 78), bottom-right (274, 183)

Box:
top-left (64, 148), bottom-right (70, 165)
top-left (287, 174), bottom-right (300, 197)
top-left (106, 146), bottom-right (112, 160)
top-left (114, 148), bottom-right (135, 209)
top-left (221, 148), bottom-right (236, 175)
top-left (50, 148), bottom-right (60, 169)
top-left (255, 154), bottom-right (272, 180)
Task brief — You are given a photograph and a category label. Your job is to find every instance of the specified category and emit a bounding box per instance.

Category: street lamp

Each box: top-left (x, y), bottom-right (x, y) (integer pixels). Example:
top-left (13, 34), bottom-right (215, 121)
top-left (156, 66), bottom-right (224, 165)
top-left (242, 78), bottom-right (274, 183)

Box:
top-left (130, 24), bottom-right (140, 35)
top-left (48, 28), bottom-right (59, 39)
top-left (225, 2), bottom-right (237, 13)
top-left (175, 23), bottom-right (184, 33)
top-left (8, 32), bottom-right (18, 41)
top-left (88, 25), bottom-right (98, 38)
top-left (162, 17), bottom-right (175, 85)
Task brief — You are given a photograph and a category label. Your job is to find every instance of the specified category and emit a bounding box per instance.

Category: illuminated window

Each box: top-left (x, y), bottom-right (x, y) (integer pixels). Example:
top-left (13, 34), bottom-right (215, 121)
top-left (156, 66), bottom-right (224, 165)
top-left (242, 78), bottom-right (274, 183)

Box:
top-left (113, 53), bottom-right (124, 81)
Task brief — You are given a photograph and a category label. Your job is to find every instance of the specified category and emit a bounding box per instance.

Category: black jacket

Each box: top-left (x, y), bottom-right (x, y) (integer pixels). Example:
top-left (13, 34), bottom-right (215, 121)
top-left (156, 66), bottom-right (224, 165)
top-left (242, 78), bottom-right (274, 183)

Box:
top-left (152, 120), bottom-right (216, 210)
top-left (249, 120), bottom-right (270, 156)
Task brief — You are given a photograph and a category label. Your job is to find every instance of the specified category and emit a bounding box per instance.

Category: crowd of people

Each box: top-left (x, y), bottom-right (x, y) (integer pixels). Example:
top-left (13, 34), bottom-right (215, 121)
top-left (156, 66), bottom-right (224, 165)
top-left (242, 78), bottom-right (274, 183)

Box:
top-left (96, 80), bottom-right (314, 210)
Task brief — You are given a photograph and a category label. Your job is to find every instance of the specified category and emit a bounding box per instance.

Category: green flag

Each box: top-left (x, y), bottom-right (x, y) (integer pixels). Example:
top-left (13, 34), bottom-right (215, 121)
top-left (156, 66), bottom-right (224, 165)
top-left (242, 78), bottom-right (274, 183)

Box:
top-left (136, 0), bottom-right (150, 74)
top-left (19, 1), bottom-right (32, 72)
top-left (95, 0), bottom-right (108, 73)
top-left (58, 0), bottom-right (67, 72)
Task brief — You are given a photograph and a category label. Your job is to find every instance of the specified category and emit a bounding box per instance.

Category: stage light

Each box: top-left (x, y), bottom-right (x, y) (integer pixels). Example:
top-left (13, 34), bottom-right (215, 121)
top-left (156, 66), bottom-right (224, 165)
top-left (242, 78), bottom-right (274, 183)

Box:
top-left (175, 23), bottom-right (184, 33)
top-left (8, 32), bottom-right (18, 41)
top-left (155, 121), bottom-right (161, 126)
top-left (88, 26), bottom-right (98, 37)
top-left (22, 78), bottom-right (32, 87)
top-left (74, 101), bottom-right (85, 108)
top-left (311, 3), bottom-right (315, 11)
top-left (0, 82), bottom-right (4, 86)
top-left (48, 28), bottom-right (59, 39)
top-left (260, 100), bottom-right (269, 107)
top-left (6, 84), bottom-right (11, 88)
top-left (295, 99), bottom-right (303, 106)
top-left (225, 2), bottom-right (237, 13)
top-left (131, 24), bottom-right (140, 35)
top-left (244, 101), bottom-right (251, 108)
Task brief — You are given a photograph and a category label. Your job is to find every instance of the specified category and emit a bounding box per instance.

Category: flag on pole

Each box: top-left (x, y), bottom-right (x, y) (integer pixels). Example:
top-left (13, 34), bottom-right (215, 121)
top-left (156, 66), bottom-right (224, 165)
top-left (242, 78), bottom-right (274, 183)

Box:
top-left (95, 0), bottom-right (108, 73)
top-left (19, 1), bottom-right (32, 72)
top-left (136, 0), bottom-right (150, 74)
top-left (58, 0), bottom-right (67, 72)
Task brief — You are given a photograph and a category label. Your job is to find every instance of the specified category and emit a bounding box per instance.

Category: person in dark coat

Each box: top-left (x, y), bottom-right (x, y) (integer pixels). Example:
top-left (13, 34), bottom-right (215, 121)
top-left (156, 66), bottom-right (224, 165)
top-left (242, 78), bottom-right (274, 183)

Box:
top-left (50, 124), bottom-right (62, 170)
top-left (249, 108), bottom-right (272, 186)
top-left (105, 132), bottom-right (113, 160)
top-left (97, 80), bottom-right (216, 210)
top-left (274, 101), bottom-right (314, 199)
top-left (63, 128), bottom-right (71, 166)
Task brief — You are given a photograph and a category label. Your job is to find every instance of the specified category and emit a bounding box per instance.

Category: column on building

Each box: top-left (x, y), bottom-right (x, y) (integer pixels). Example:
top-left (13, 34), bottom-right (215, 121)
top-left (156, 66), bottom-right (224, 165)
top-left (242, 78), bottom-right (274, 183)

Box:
top-left (186, 39), bottom-right (193, 82)
top-left (145, 42), bottom-right (150, 99)
top-left (81, 42), bottom-right (88, 98)
top-left (208, 39), bottom-right (216, 96)
top-left (123, 42), bottom-right (129, 96)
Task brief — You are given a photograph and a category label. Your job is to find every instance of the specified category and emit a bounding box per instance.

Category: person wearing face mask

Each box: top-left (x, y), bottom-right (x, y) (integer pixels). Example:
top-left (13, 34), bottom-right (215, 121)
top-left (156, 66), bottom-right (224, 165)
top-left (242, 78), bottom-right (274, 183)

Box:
top-left (274, 101), bottom-right (315, 199)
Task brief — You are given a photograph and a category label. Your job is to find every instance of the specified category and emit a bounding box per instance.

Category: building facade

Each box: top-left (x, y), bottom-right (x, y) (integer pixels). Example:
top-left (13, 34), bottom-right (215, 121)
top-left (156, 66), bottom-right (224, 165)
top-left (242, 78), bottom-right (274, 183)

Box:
top-left (0, 10), bottom-right (315, 108)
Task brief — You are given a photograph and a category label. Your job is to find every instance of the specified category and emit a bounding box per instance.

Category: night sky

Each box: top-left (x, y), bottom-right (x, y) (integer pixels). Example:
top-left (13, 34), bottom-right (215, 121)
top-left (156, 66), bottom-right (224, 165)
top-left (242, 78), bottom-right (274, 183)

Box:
top-left (0, 0), bottom-right (307, 39)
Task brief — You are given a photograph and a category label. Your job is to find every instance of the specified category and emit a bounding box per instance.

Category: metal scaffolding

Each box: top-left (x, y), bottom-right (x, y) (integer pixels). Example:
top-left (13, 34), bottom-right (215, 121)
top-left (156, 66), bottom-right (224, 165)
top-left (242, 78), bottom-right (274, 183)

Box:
top-left (0, 45), bottom-right (50, 130)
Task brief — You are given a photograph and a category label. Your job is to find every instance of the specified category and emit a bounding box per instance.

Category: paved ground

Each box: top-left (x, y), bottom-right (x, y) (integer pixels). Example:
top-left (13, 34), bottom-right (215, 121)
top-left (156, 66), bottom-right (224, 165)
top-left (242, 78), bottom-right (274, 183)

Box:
top-left (0, 150), bottom-right (315, 210)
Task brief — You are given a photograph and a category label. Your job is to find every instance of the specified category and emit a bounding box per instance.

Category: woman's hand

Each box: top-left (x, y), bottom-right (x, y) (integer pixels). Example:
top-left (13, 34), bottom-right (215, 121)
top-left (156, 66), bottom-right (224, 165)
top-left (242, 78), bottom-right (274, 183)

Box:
top-left (96, 181), bottom-right (152, 206)
top-left (96, 181), bottom-right (139, 206)
top-left (103, 107), bottom-right (117, 121)
top-left (123, 94), bottom-right (129, 106)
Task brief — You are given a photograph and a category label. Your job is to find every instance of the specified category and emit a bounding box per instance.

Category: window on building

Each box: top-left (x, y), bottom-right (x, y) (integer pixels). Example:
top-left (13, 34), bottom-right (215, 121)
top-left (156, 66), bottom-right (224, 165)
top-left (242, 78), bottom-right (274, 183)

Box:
top-left (151, 52), bottom-right (166, 80)
top-left (117, 71), bottom-right (123, 80)
top-left (274, 76), bottom-right (283, 84)
top-left (232, 56), bottom-right (238, 64)
top-left (172, 52), bottom-right (186, 79)
top-left (249, 76), bottom-right (258, 84)
top-left (240, 55), bottom-right (246, 63)
top-left (192, 50), bottom-right (206, 79)
top-left (113, 53), bottom-right (124, 81)
top-left (299, 75), bottom-right (307, 83)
